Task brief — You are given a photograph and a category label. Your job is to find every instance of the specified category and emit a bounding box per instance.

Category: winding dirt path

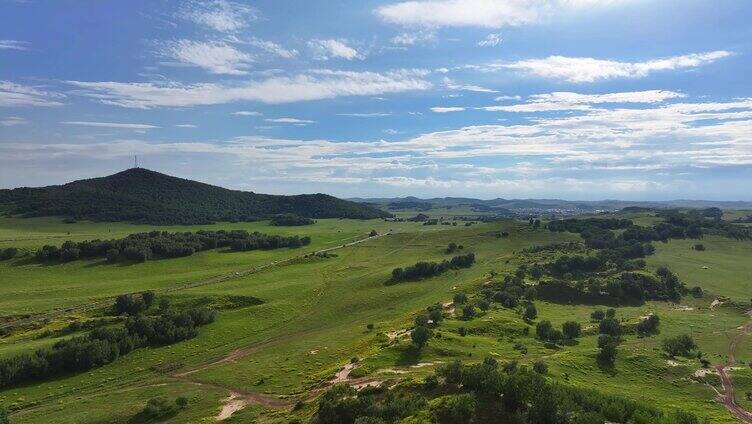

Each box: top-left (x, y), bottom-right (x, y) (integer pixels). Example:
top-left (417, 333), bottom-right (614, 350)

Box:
top-left (716, 316), bottom-right (752, 423)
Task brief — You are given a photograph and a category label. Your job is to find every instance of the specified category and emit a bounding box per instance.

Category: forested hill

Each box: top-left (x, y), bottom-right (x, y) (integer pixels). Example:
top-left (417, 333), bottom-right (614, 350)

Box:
top-left (0, 168), bottom-right (390, 224)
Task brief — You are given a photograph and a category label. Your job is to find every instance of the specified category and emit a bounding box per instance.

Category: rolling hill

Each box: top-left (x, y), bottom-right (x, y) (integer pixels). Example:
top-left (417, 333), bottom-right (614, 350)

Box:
top-left (0, 168), bottom-right (390, 224)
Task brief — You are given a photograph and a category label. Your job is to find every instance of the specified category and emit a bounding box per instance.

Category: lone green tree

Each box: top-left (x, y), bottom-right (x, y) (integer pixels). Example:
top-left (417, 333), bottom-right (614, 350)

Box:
top-left (412, 326), bottom-right (430, 349)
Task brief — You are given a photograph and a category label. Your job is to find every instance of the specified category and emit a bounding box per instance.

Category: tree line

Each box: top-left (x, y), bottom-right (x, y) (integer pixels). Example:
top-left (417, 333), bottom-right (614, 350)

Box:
top-left (34, 229), bottom-right (311, 264)
top-left (389, 253), bottom-right (476, 283)
top-left (316, 358), bottom-right (706, 424)
top-left (0, 295), bottom-right (215, 390)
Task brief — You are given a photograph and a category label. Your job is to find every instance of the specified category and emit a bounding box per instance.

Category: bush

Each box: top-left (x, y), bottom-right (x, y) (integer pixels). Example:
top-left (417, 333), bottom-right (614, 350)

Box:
top-left (430, 394), bottom-right (476, 424)
top-left (597, 334), bottom-right (618, 365)
top-left (693, 243), bottom-right (705, 251)
top-left (562, 321), bottom-right (582, 339)
top-left (636, 314), bottom-right (660, 336)
top-left (412, 326), bottom-right (430, 349)
top-left (523, 304), bottom-right (537, 321)
top-left (458, 327), bottom-right (467, 337)
top-left (663, 334), bottom-right (697, 357)
top-left (461, 305), bottom-right (476, 320)
top-left (590, 309), bottom-right (606, 321)
top-left (453, 293), bottom-right (468, 304)
top-left (599, 318), bottom-right (621, 338)
top-left (536, 320), bottom-right (553, 340)
top-left (0, 247), bottom-right (17, 261)
top-left (389, 254), bottom-right (475, 283)
top-left (533, 360), bottom-right (548, 374)
top-left (143, 396), bottom-right (180, 419)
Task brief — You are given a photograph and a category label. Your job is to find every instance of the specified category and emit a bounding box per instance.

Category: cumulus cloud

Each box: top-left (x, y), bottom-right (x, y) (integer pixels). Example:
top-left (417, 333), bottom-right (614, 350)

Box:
top-left (68, 69), bottom-right (432, 108)
top-left (163, 40), bottom-right (253, 75)
top-left (478, 33), bottom-right (503, 47)
top-left (0, 81), bottom-right (64, 107)
top-left (179, 0), bottom-right (257, 32)
top-left (61, 121), bottom-right (159, 129)
top-left (502, 51), bottom-right (731, 82)
top-left (307, 39), bottom-right (363, 60)
top-left (4, 96), bottom-right (751, 196)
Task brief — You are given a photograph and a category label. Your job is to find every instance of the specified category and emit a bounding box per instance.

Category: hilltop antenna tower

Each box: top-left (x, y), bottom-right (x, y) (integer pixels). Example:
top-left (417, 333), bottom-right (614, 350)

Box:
top-left (134, 155), bottom-right (139, 169)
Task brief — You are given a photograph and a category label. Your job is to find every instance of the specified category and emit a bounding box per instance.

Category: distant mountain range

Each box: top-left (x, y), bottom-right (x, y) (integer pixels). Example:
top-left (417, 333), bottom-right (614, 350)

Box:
top-left (352, 196), bottom-right (752, 214)
top-left (0, 168), bottom-right (390, 225)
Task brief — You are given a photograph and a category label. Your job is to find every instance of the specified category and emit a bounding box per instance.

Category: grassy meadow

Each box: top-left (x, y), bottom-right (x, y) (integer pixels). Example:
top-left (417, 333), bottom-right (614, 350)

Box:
top-left (1, 211), bottom-right (751, 423)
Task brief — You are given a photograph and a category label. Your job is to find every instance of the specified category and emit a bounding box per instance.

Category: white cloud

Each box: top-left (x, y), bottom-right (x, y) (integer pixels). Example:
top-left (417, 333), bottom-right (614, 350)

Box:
top-left (528, 90), bottom-right (685, 104)
top-left (0, 116), bottom-right (28, 126)
top-left (503, 51), bottom-right (731, 83)
top-left (0, 81), bottom-right (64, 107)
top-left (179, 0), bottom-right (257, 32)
top-left (481, 90), bottom-right (686, 112)
top-left (337, 112), bottom-right (392, 117)
top-left (376, 0), bottom-right (546, 28)
top-left (391, 31), bottom-right (437, 45)
top-left (443, 77), bottom-right (497, 93)
top-left (478, 33), bottom-right (503, 47)
top-left (163, 40), bottom-right (253, 75)
top-left (0, 40), bottom-right (28, 51)
top-left (431, 107), bottom-right (465, 113)
top-left (375, 0), bottom-right (634, 28)
top-left (234, 111), bottom-right (262, 116)
top-left (175, 124), bottom-right (197, 128)
top-left (68, 69), bottom-right (432, 108)
top-left (494, 95), bottom-right (522, 101)
top-left (61, 121), bottom-right (159, 129)
top-left (249, 38), bottom-right (298, 59)
top-left (264, 117), bottom-right (316, 124)
top-left (308, 39), bottom-right (363, 60)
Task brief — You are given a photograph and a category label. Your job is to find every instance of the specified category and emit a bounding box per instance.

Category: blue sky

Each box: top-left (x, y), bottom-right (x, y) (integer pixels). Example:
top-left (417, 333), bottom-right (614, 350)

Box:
top-left (1, 0), bottom-right (751, 200)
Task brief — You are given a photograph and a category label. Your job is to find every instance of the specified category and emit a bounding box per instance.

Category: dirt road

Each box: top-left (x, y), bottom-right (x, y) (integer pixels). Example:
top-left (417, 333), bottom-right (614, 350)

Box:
top-left (717, 317), bottom-right (752, 423)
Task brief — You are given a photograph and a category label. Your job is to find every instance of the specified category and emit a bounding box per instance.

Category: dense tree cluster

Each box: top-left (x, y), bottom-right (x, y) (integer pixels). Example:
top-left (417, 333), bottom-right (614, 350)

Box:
top-left (0, 300), bottom-right (215, 389)
top-left (34, 229), bottom-right (311, 264)
top-left (389, 253), bottom-right (475, 283)
top-left (269, 214), bottom-right (314, 226)
top-left (0, 247), bottom-right (17, 261)
top-left (316, 358), bottom-right (707, 424)
top-left (0, 168), bottom-right (390, 225)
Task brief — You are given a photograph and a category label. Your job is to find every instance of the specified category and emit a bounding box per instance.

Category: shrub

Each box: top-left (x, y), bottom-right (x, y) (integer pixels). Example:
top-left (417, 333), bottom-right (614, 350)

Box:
top-left (0, 247), bottom-right (17, 261)
top-left (536, 320), bottom-right (553, 340)
top-left (599, 318), bottom-right (621, 338)
top-left (533, 360), bottom-right (548, 374)
top-left (663, 334), bottom-right (697, 357)
top-left (458, 327), bottom-right (467, 337)
top-left (143, 396), bottom-right (179, 419)
top-left (562, 321), bottom-right (582, 339)
top-left (523, 304), bottom-right (538, 321)
top-left (597, 334), bottom-right (618, 365)
top-left (590, 309), bottom-right (606, 321)
top-left (430, 394), bottom-right (476, 424)
top-left (636, 314), bottom-right (660, 336)
top-left (412, 326), bottom-right (431, 349)
top-left (461, 305), bottom-right (476, 320)
top-left (453, 293), bottom-right (468, 304)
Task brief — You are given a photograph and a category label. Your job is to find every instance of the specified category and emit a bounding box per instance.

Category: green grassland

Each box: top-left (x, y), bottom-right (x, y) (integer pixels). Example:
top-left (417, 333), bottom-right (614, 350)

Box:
top-left (1, 213), bottom-right (751, 423)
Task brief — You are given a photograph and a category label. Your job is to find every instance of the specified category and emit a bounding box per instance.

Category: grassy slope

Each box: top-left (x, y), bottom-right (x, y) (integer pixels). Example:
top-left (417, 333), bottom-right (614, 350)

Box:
top-left (1, 214), bottom-right (751, 423)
